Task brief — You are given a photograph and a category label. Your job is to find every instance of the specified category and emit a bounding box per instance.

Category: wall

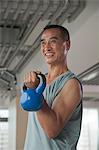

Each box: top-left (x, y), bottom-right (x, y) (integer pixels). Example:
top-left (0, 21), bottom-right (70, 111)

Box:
top-left (16, 89), bottom-right (28, 150)
top-left (63, 1), bottom-right (99, 74)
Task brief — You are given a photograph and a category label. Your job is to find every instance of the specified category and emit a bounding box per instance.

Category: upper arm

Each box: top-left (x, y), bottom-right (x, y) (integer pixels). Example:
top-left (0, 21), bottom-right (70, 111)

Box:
top-left (52, 78), bottom-right (82, 130)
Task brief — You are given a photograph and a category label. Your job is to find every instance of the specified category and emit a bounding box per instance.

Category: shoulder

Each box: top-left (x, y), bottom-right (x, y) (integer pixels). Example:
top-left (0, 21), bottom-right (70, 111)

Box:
top-left (53, 77), bottom-right (82, 111)
top-left (64, 77), bottom-right (82, 91)
top-left (62, 77), bottom-right (82, 102)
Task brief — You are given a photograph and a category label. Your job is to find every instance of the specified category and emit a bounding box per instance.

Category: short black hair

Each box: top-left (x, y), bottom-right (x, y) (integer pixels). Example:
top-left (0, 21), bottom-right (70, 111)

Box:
top-left (42, 24), bottom-right (70, 41)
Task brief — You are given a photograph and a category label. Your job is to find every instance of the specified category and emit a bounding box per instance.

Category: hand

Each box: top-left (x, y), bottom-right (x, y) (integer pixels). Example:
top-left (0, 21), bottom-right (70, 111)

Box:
top-left (24, 71), bottom-right (40, 89)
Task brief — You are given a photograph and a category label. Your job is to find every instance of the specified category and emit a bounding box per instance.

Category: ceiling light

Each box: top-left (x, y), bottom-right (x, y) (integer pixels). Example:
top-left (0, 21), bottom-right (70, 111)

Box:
top-left (82, 72), bottom-right (98, 81)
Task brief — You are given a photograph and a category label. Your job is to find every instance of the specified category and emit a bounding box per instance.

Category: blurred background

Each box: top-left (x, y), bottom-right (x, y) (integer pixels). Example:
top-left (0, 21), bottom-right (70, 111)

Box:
top-left (0, 0), bottom-right (99, 150)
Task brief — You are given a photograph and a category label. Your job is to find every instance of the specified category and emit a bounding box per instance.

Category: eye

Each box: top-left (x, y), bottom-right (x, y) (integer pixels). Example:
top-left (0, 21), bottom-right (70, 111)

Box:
top-left (50, 39), bottom-right (57, 45)
top-left (41, 41), bottom-right (45, 46)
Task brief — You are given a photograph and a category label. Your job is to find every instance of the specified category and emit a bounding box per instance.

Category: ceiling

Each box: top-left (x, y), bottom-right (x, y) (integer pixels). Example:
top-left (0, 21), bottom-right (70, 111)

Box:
top-left (0, 0), bottom-right (86, 90)
top-left (0, 0), bottom-right (99, 108)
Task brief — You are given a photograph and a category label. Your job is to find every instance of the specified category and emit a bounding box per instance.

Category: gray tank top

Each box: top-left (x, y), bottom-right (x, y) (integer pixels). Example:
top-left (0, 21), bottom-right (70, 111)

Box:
top-left (24, 70), bottom-right (83, 150)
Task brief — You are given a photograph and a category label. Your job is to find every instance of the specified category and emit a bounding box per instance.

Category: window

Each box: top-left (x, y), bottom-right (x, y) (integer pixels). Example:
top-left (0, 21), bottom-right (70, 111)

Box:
top-left (0, 109), bottom-right (9, 150)
top-left (77, 108), bottom-right (98, 150)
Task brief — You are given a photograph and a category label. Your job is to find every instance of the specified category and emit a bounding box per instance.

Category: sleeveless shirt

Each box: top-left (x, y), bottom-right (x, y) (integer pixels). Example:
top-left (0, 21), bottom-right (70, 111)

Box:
top-left (24, 70), bottom-right (83, 150)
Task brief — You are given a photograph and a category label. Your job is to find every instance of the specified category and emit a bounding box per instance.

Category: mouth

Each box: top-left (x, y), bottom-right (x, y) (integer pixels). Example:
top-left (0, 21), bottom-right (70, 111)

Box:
top-left (45, 52), bottom-right (54, 57)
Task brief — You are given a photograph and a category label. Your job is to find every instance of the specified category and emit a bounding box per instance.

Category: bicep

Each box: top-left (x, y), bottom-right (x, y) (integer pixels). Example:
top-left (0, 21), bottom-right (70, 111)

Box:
top-left (52, 78), bottom-right (82, 128)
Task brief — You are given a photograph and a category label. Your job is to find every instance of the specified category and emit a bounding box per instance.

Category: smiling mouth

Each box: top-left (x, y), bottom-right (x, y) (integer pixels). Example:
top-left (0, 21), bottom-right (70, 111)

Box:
top-left (45, 53), bottom-right (54, 57)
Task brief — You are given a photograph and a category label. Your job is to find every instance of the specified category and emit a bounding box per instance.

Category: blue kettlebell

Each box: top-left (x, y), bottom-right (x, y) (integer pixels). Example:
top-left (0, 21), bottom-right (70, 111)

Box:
top-left (20, 73), bottom-right (46, 111)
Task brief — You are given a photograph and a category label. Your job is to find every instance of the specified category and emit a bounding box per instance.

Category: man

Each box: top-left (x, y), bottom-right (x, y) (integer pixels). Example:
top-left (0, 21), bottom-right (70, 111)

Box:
top-left (22, 25), bottom-right (83, 150)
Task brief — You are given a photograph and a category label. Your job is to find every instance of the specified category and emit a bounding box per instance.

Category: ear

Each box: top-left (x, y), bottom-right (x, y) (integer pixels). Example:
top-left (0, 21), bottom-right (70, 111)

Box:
top-left (63, 40), bottom-right (70, 51)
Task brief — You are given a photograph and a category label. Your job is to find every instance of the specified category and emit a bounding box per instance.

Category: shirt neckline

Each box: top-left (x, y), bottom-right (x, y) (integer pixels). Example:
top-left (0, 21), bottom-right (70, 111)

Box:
top-left (45, 70), bottom-right (71, 87)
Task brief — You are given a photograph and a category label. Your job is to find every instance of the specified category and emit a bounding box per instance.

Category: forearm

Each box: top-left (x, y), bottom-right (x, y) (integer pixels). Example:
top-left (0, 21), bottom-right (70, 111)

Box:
top-left (36, 100), bottom-right (61, 138)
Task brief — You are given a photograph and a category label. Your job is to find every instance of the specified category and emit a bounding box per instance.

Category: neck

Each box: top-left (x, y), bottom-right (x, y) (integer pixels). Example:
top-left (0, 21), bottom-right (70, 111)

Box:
top-left (46, 63), bottom-right (69, 84)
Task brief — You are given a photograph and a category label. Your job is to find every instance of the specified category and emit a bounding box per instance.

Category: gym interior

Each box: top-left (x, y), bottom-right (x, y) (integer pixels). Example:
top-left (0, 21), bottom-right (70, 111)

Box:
top-left (0, 0), bottom-right (99, 150)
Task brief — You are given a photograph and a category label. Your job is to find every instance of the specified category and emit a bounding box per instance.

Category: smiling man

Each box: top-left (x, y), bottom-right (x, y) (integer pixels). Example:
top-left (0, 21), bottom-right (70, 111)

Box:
top-left (23, 25), bottom-right (83, 150)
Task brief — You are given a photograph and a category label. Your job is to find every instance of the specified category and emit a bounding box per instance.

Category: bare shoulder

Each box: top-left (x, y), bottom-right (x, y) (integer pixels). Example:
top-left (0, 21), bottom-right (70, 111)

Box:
top-left (61, 77), bottom-right (82, 107)
top-left (52, 77), bottom-right (82, 124)
top-left (63, 77), bottom-right (82, 97)
top-left (54, 77), bottom-right (82, 105)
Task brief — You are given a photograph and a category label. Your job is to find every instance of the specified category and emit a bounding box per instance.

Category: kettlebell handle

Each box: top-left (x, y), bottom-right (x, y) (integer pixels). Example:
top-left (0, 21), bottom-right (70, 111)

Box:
top-left (23, 72), bottom-right (46, 93)
top-left (36, 73), bottom-right (46, 94)
top-left (23, 84), bottom-right (27, 91)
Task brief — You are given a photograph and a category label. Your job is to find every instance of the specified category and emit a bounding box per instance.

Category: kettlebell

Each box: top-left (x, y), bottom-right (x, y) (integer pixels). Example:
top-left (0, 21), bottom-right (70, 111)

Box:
top-left (20, 73), bottom-right (46, 111)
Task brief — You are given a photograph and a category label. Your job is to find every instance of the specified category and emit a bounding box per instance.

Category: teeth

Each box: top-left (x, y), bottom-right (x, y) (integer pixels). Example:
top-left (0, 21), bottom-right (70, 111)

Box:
top-left (45, 53), bottom-right (53, 56)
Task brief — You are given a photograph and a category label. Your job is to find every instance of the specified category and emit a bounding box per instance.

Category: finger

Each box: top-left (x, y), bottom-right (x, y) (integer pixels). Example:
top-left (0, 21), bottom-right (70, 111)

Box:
top-left (30, 71), bottom-right (37, 82)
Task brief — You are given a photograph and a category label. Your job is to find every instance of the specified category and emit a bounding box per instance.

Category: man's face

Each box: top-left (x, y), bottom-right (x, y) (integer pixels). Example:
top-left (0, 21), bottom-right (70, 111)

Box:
top-left (40, 28), bottom-right (69, 65)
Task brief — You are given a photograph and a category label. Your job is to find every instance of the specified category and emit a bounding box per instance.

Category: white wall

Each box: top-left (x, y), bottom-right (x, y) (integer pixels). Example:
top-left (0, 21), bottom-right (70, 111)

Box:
top-left (63, 1), bottom-right (99, 74)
